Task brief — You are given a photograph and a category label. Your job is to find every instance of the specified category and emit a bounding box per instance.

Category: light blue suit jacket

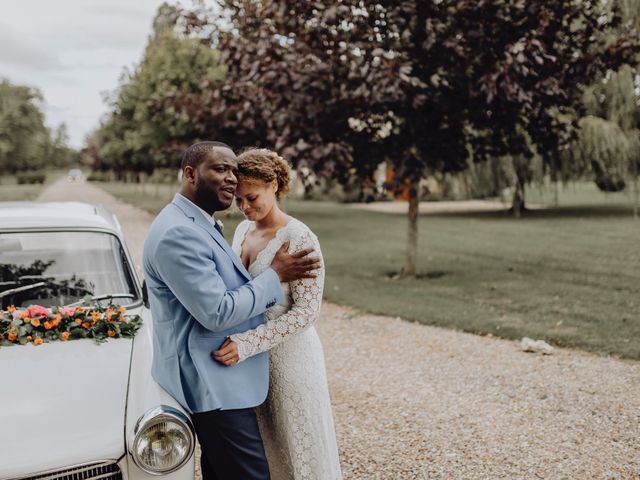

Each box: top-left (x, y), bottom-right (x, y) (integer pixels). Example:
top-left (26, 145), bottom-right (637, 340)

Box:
top-left (142, 194), bottom-right (283, 413)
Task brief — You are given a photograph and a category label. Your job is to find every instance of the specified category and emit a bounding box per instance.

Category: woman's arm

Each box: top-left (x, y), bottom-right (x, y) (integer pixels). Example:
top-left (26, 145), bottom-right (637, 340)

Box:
top-left (216, 228), bottom-right (324, 363)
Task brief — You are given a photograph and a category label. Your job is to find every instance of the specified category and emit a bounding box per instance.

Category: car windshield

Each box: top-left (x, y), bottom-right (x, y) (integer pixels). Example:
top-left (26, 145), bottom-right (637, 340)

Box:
top-left (0, 231), bottom-right (138, 308)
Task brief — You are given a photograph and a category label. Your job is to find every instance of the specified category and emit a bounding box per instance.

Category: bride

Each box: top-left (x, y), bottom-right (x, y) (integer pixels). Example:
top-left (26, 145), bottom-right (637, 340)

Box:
top-left (212, 148), bottom-right (342, 480)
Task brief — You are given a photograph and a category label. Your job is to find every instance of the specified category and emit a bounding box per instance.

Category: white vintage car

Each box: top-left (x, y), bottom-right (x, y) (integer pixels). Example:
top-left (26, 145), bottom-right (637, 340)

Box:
top-left (0, 202), bottom-right (195, 480)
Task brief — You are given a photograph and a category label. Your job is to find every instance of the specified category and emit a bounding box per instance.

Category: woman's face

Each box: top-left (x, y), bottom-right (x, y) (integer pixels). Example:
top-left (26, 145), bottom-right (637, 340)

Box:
top-left (235, 178), bottom-right (278, 222)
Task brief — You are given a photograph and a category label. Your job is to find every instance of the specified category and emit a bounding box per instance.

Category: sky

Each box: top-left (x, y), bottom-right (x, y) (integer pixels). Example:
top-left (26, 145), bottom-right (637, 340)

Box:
top-left (0, 0), bottom-right (172, 148)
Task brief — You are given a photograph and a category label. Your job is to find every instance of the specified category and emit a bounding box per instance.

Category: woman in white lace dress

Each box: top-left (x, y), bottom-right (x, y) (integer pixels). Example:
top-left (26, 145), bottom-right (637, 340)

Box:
top-left (212, 148), bottom-right (342, 480)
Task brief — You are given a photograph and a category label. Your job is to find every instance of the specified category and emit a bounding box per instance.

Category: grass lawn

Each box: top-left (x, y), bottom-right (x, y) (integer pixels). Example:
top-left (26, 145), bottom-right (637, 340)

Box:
top-left (0, 184), bottom-right (41, 202)
top-left (0, 170), bottom-right (69, 201)
top-left (98, 181), bottom-right (640, 359)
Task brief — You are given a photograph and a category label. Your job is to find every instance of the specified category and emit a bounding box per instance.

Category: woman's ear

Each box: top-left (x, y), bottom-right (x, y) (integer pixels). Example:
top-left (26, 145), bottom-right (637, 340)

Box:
top-left (271, 179), bottom-right (278, 193)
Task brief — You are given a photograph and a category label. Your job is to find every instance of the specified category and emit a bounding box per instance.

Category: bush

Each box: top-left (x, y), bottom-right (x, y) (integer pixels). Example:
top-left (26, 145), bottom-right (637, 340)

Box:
top-left (87, 170), bottom-right (111, 182)
top-left (16, 172), bottom-right (46, 184)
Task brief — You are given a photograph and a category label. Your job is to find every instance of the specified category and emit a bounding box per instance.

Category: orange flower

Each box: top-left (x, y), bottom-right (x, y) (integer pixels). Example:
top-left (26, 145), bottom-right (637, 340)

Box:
top-left (7, 333), bottom-right (17, 342)
top-left (31, 318), bottom-right (41, 327)
top-left (33, 338), bottom-right (44, 345)
top-left (61, 332), bottom-right (69, 341)
top-left (44, 321), bottom-right (53, 330)
top-left (107, 330), bottom-right (116, 337)
top-left (20, 311), bottom-right (29, 320)
top-left (91, 311), bottom-right (101, 323)
top-left (75, 306), bottom-right (86, 314)
top-left (118, 306), bottom-right (127, 314)
top-left (27, 335), bottom-right (32, 341)
top-left (82, 322), bottom-right (90, 329)
top-left (7, 305), bottom-right (16, 313)
top-left (75, 318), bottom-right (82, 325)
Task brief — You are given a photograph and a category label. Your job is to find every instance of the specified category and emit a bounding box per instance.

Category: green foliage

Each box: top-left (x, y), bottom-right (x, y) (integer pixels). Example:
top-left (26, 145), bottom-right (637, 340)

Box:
top-left (576, 116), bottom-right (638, 190)
top-left (16, 172), bottom-right (46, 184)
top-left (87, 4), bottom-right (226, 175)
top-left (0, 80), bottom-right (48, 173)
top-left (0, 79), bottom-right (76, 175)
top-left (0, 304), bottom-right (142, 347)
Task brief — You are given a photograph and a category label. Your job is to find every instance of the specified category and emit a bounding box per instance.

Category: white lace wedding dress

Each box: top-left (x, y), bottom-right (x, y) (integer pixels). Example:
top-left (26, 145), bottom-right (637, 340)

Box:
top-left (230, 218), bottom-right (342, 480)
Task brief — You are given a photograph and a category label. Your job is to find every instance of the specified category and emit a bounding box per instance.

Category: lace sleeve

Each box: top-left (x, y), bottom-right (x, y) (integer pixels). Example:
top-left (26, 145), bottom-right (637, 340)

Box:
top-left (229, 226), bottom-right (324, 362)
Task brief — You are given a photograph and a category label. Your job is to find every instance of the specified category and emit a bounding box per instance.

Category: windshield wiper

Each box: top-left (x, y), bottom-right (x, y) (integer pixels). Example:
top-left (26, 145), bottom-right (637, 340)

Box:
top-left (65, 293), bottom-right (136, 307)
top-left (0, 282), bottom-right (47, 298)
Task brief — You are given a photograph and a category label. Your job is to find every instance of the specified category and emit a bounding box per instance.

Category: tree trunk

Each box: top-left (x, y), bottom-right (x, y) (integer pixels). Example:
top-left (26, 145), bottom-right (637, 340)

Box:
top-left (401, 178), bottom-right (419, 277)
top-left (633, 158), bottom-right (639, 220)
top-left (512, 176), bottom-right (525, 218)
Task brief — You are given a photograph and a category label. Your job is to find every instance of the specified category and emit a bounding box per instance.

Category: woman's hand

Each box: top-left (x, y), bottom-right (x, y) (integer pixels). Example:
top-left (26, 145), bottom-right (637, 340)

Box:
top-left (212, 337), bottom-right (240, 366)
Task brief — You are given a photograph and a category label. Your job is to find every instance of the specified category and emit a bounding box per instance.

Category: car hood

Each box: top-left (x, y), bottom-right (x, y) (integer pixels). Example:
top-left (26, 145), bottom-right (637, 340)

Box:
top-left (1, 338), bottom-right (133, 479)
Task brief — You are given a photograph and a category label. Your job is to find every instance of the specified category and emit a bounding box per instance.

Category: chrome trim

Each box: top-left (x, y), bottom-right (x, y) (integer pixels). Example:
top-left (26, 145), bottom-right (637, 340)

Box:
top-left (129, 405), bottom-right (195, 476)
top-left (10, 460), bottom-right (121, 480)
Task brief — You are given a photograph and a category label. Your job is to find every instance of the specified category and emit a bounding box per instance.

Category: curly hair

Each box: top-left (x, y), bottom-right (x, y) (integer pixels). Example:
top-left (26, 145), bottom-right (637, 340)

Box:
top-left (236, 148), bottom-right (291, 199)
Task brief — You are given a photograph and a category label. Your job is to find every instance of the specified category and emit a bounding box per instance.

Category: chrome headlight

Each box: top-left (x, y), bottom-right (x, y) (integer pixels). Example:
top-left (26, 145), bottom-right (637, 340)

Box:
top-left (129, 405), bottom-right (195, 475)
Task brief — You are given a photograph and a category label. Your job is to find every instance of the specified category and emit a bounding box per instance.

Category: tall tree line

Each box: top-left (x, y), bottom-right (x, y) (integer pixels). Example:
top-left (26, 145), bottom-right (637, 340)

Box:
top-left (0, 79), bottom-right (75, 175)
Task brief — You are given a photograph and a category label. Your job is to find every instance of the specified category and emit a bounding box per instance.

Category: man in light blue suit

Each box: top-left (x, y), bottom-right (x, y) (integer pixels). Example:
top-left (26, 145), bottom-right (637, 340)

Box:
top-left (143, 141), bottom-right (319, 480)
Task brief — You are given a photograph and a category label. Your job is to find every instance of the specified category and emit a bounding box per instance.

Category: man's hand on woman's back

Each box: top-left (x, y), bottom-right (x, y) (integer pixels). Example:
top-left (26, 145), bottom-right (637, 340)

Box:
top-left (270, 242), bottom-right (321, 283)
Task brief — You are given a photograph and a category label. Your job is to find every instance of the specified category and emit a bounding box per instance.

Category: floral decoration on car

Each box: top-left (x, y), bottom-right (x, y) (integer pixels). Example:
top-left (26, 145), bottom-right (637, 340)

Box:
top-left (0, 304), bottom-right (142, 346)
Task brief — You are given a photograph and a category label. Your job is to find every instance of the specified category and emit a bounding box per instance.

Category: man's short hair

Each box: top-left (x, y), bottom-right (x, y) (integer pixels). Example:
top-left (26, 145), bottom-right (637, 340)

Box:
top-left (181, 141), bottom-right (233, 170)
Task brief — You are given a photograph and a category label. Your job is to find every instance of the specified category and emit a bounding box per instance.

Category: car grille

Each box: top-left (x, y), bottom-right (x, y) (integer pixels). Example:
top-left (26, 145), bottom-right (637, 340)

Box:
top-left (16, 461), bottom-right (122, 480)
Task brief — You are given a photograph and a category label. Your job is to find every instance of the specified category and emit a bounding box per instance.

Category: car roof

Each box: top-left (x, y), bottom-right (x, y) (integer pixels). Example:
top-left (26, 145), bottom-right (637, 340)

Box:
top-left (0, 202), bottom-right (122, 233)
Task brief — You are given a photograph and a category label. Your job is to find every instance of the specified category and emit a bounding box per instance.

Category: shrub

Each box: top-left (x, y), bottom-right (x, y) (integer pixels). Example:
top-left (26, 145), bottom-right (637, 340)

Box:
top-left (16, 172), bottom-right (46, 184)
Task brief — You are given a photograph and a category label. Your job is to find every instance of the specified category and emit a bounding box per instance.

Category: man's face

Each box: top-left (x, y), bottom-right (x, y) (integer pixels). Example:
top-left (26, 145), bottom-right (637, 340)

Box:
top-left (189, 147), bottom-right (238, 213)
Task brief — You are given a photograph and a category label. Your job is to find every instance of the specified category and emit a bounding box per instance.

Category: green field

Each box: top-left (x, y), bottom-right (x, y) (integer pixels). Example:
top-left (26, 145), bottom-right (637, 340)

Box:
top-left (98, 181), bottom-right (640, 359)
top-left (0, 170), bottom-right (69, 201)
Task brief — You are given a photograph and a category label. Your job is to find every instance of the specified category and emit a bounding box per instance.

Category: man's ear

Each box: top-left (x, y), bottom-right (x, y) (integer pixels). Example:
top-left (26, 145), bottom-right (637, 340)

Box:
top-left (183, 166), bottom-right (195, 183)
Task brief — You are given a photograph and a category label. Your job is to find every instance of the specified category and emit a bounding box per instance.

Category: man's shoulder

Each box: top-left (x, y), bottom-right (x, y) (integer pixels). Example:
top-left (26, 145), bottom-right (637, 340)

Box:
top-left (148, 204), bottom-right (202, 244)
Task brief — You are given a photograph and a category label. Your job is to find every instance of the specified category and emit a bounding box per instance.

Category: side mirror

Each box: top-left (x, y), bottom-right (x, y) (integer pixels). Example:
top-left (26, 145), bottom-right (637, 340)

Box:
top-left (142, 280), bottom-right (150, 309)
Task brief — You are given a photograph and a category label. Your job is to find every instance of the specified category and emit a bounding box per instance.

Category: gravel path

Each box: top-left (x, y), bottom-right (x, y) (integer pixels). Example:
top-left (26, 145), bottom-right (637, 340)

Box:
top-left (38, 179), bottom-right (640, 479)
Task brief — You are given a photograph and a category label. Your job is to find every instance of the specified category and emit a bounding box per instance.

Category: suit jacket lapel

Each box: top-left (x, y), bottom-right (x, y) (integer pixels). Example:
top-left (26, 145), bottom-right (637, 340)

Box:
top-left (171, 194), bottom-right (252, 280)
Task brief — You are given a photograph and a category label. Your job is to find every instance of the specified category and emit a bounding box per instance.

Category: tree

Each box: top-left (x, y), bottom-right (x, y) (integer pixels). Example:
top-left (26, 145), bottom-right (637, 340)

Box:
top-left (89, 2), bottom-right (226, 177)
top-left (458, 0), bottom-right (639, 217)
top-left (194, 1), bottom-right (471, 276)
top-left (582, 64), bottom-right (640, 216)
top-left (194, 0), bottom-right (637, 275)
top-left (0, 80), bottom-right (50, 174)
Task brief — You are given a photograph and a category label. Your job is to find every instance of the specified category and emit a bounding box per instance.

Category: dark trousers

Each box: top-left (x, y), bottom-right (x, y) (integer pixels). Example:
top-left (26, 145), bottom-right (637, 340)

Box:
top-left (191, 407), bottom-right (270, 480)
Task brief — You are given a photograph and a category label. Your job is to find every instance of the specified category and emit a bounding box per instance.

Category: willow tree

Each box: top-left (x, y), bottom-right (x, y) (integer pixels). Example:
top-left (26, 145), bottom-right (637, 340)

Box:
top-left (583, 64), bottom-right (640, 217)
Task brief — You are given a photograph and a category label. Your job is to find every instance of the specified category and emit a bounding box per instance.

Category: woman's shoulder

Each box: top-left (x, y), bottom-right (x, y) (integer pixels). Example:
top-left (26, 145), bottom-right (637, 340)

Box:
top-left (278, 217), bottom-right (319, 245)
top-left (232, 219), bottom-right (253, 243)
top-left (234, 219), bottom-right (253, 233)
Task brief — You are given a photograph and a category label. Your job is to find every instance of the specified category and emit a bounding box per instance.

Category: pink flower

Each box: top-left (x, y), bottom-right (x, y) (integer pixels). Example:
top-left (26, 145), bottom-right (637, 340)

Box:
top-left (26, 305), bottom-right (50, 318)
top-left (59, 307), bottom-right (76, 316)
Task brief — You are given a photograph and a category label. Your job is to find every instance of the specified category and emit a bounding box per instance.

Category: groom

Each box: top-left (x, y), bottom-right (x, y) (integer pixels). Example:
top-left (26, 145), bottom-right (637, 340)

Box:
top-left (143, 141), bottom-right (320, 480)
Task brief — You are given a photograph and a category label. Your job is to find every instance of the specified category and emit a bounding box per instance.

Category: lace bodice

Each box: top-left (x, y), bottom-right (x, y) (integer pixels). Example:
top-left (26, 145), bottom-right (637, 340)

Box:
top-left (230, 218), bottom-right (325, 362)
